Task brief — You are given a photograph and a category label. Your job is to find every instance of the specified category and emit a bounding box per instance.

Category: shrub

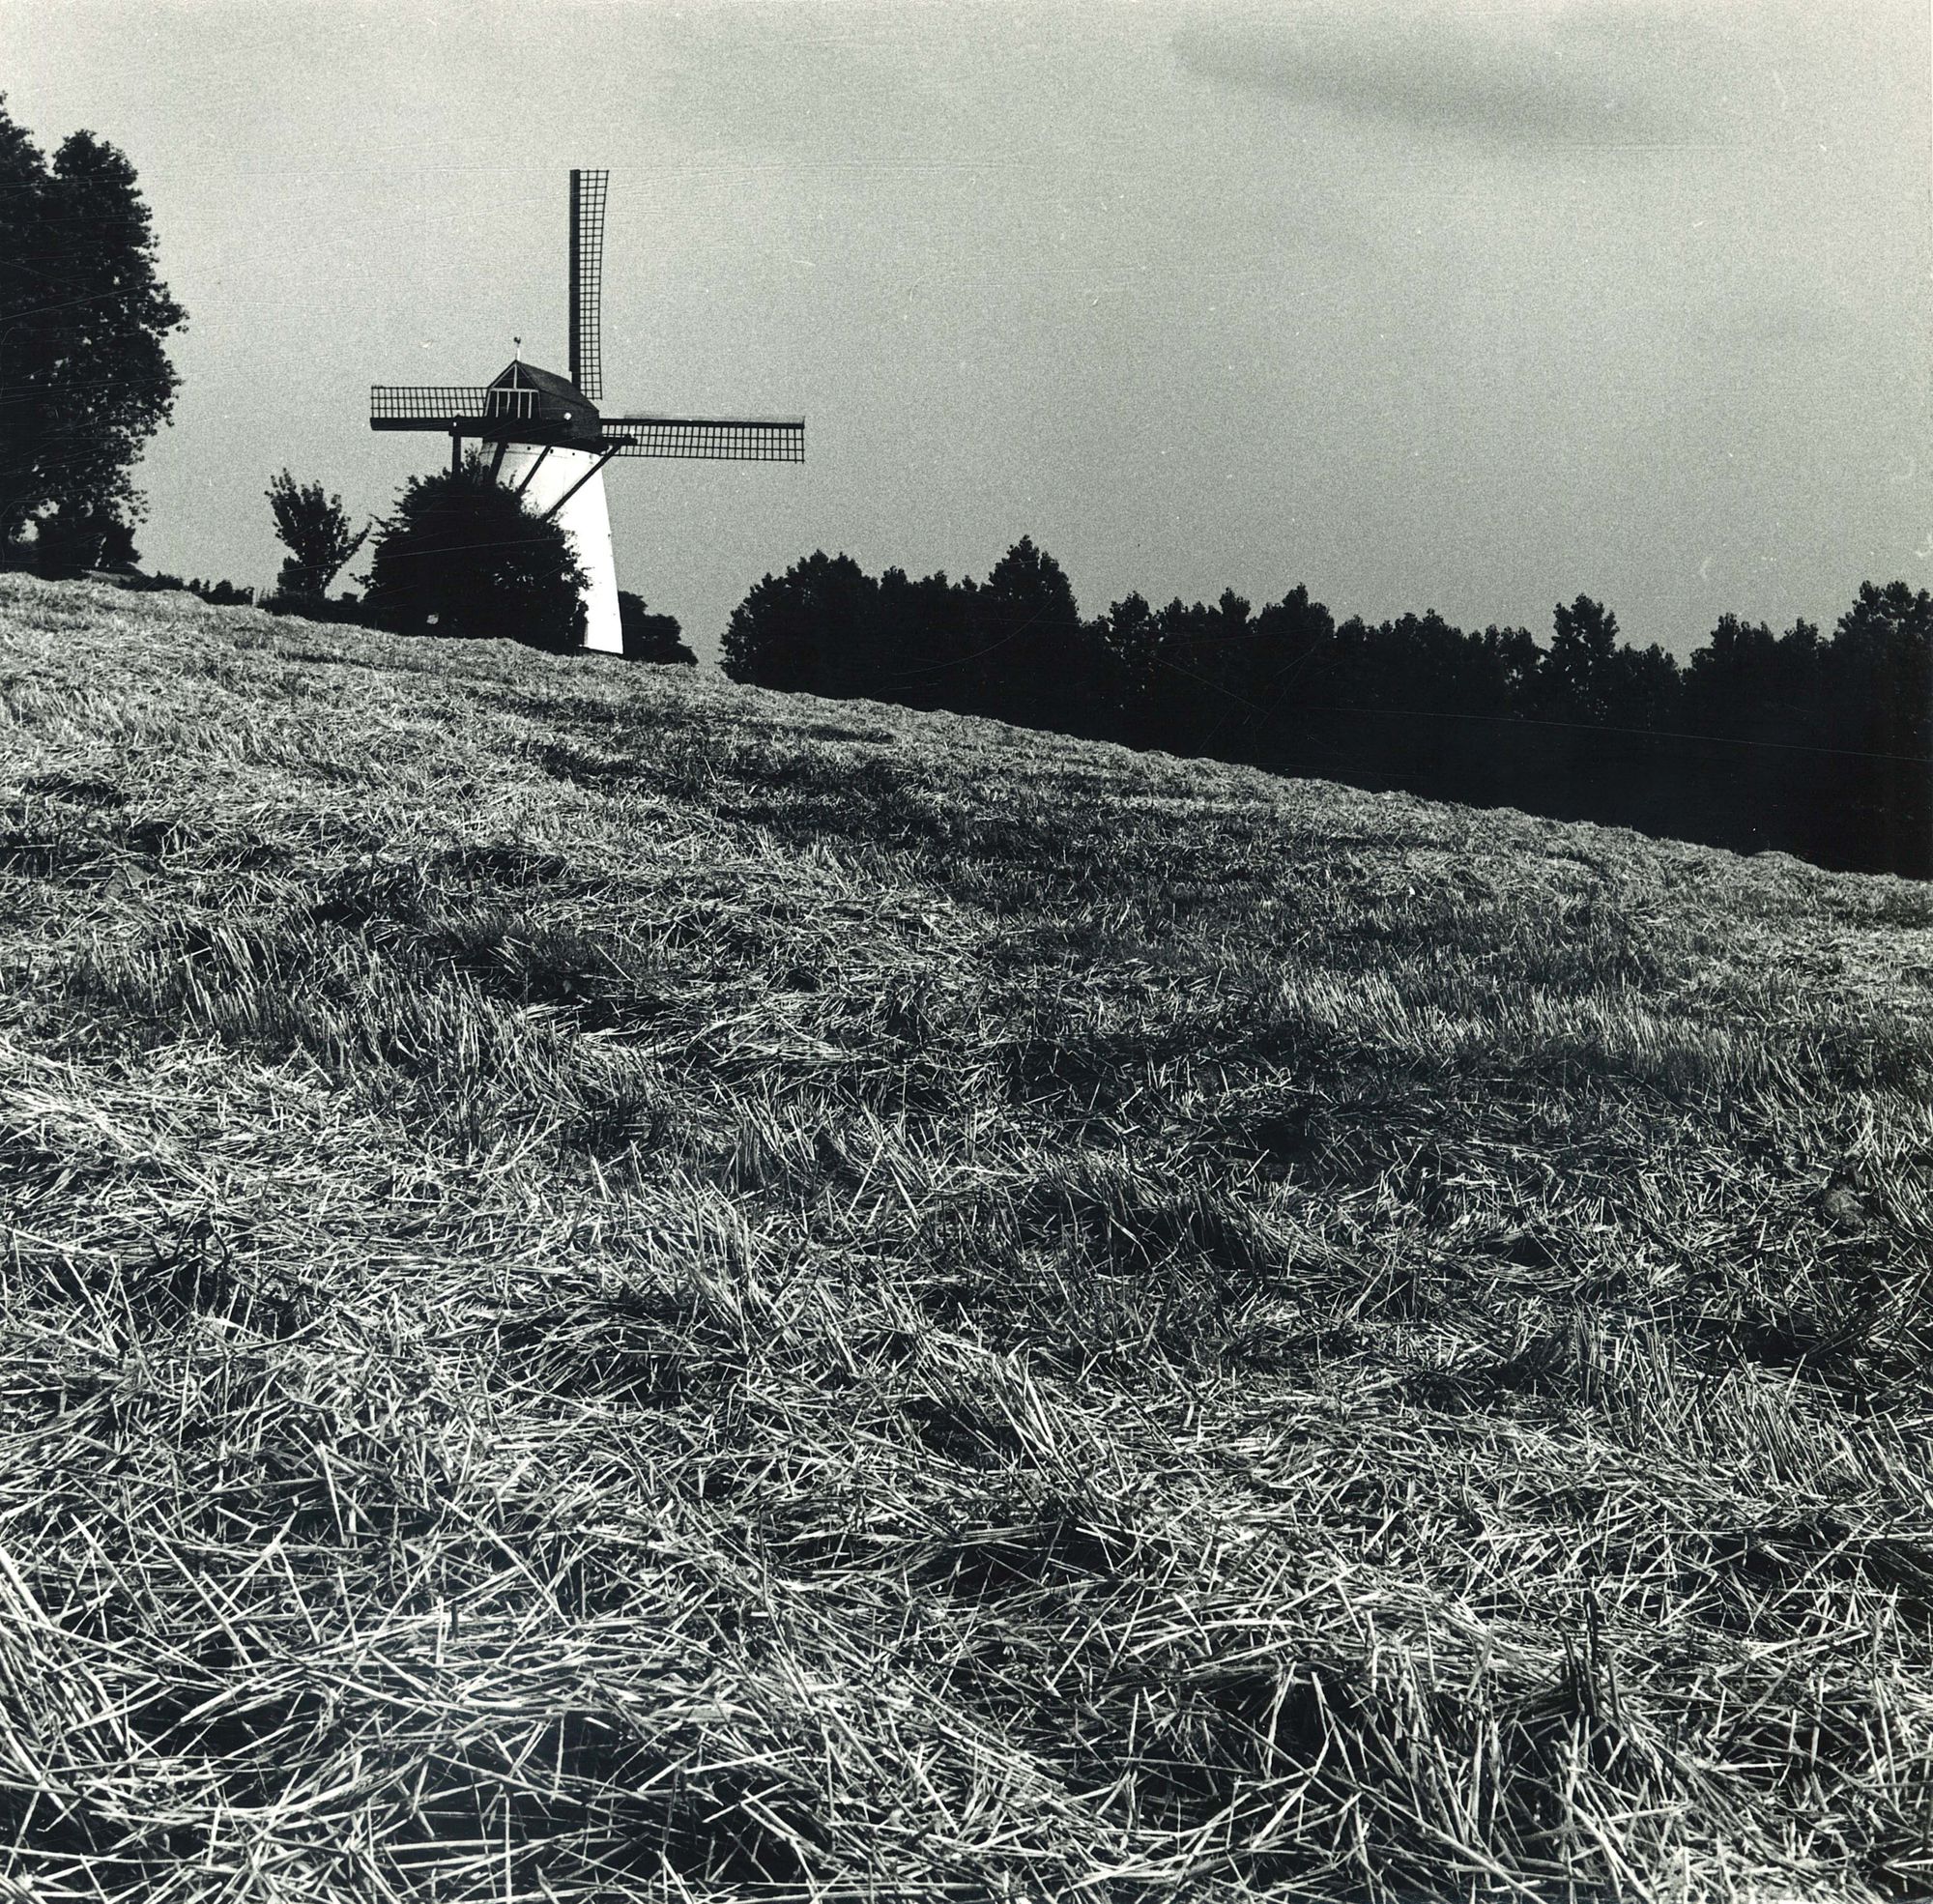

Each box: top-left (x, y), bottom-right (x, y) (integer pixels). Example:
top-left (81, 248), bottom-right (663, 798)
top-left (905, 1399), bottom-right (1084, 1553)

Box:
top-left (188, 577), bottom-right (254, 607)
top-left (266, 470), bottom-right (368, 604)
top-left (361, 457), bottom-right (587, 651)
top-left (618, 590), bottom-right (696, 664)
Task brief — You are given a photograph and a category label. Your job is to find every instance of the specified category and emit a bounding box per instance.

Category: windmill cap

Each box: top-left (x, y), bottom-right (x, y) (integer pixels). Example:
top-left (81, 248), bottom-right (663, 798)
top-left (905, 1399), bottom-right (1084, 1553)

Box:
top-left (487, 359), bottom-right (602, 441)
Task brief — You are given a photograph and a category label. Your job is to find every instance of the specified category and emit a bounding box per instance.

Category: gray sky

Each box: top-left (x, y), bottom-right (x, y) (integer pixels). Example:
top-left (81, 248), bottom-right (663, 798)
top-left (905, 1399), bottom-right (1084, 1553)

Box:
top-left (5, 0), bottom-right (1927, 662)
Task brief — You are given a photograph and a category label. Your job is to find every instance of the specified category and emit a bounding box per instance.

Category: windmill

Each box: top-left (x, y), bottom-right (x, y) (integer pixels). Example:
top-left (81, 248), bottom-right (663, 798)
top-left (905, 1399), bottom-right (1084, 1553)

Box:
top-left (369, 168), bottom-right (803, 654)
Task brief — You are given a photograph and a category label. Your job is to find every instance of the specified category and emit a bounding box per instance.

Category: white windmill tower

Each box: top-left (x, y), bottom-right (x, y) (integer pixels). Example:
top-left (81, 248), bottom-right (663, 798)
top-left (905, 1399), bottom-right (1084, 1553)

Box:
top-left (370, 169), bottom-right (804, 654)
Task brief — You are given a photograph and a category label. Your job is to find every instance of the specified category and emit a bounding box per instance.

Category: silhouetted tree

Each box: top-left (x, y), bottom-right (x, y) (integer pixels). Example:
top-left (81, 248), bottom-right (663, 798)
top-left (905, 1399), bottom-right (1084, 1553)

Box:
top-left (973, 537), bottom-right (1117, 734)
top-left (1820, 582), bottom-right (1932, 874)
top-left (362, 457), bottom-right (586, 651)
top-left (721, 551), bottom-right (878, 690)
top-left (1683, 616), bottom-right (1822, 742)
top-left (1152, 589), bottom-right (1261, 755)
top-left (1101, 591), bottom-right (1164, 745)
top-left (1232, 588), bottom-right (1340, 745)
top-left (618, 590), bottom-right (697, 664)
top-left (872, 565), bottom-right (972, 707)
top-left (0, 95), bottom-right (185, 551)
top-left (1101, 584), bottom-right (1342, 764)
top-left (267, 470), bottom-right (367, 602)
top-left (1606, 645), bottom-right (1682, 732)
top-left (1829, 582), bottom-right (1933, 761)
top-left (1543, 595), bottom-right (1623, 724)
top-left (1669, 591), bottom-right (1931, 875)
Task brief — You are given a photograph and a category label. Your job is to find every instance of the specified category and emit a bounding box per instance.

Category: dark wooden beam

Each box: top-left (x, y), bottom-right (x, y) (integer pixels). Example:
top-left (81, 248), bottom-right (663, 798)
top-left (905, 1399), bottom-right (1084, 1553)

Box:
top-left (512, 444), bottom-right (554, 499)
top-left (538, 447), bottom-right (620, 522)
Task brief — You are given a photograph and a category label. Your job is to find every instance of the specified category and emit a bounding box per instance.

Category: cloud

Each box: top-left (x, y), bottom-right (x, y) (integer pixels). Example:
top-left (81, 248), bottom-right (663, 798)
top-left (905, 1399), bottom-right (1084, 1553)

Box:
top-left (1168, 2), bottom-right (1781, 145)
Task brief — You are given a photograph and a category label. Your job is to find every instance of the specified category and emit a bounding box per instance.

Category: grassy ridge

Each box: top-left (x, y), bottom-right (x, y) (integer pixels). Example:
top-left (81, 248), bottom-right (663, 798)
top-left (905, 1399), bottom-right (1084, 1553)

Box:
top-left (3, 572), bottom-right (1933, 1902)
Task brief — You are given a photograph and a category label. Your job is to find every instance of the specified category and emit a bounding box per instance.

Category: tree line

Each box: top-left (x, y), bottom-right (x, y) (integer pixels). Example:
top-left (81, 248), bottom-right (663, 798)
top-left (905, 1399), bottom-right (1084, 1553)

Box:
top-left (722, 541), bottom-right (1933, 879)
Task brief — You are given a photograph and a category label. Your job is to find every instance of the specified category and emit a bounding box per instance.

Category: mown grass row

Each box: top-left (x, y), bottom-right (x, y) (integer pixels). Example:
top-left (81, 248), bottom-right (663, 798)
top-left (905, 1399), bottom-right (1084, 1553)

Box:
top-left (3, 573), bottom-right (1933, 1900)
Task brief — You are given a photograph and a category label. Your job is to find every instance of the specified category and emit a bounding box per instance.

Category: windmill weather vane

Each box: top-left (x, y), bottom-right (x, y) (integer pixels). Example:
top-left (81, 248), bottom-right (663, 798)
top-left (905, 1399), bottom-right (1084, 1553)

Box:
top-left (369, 169), bottom-right (805, 654)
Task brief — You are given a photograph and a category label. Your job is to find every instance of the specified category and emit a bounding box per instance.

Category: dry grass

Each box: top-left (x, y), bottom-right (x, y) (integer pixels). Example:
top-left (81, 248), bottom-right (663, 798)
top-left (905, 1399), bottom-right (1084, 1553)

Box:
top-left (3, 571), bottom-right (1933, 1901)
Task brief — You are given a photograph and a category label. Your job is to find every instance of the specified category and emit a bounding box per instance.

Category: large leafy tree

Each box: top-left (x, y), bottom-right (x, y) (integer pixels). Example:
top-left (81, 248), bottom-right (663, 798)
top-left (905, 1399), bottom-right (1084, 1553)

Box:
top-left (362, 458), bottom-right (587, 651)
top-left (0, 95), bottom-right (186, 556)
top-left (267, 470), bottom-right (367, 602)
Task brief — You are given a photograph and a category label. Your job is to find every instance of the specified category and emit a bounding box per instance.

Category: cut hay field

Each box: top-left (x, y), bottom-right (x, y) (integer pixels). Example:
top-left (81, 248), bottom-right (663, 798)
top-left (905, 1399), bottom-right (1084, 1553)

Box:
top-left (5, 572), bottom-right (1933, 1904)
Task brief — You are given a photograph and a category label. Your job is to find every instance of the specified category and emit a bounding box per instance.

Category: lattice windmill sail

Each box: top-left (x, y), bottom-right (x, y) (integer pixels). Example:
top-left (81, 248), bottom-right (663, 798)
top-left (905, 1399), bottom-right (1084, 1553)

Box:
top-left (370, 168), bottom-right (803, 654)
top-left (569, 166), bottom-right (606, 403)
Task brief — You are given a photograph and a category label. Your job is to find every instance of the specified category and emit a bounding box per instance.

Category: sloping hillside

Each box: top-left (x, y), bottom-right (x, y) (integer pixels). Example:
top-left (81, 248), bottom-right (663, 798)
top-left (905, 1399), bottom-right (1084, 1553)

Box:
top-left (4, 573), bottom-right (1932, 1902)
